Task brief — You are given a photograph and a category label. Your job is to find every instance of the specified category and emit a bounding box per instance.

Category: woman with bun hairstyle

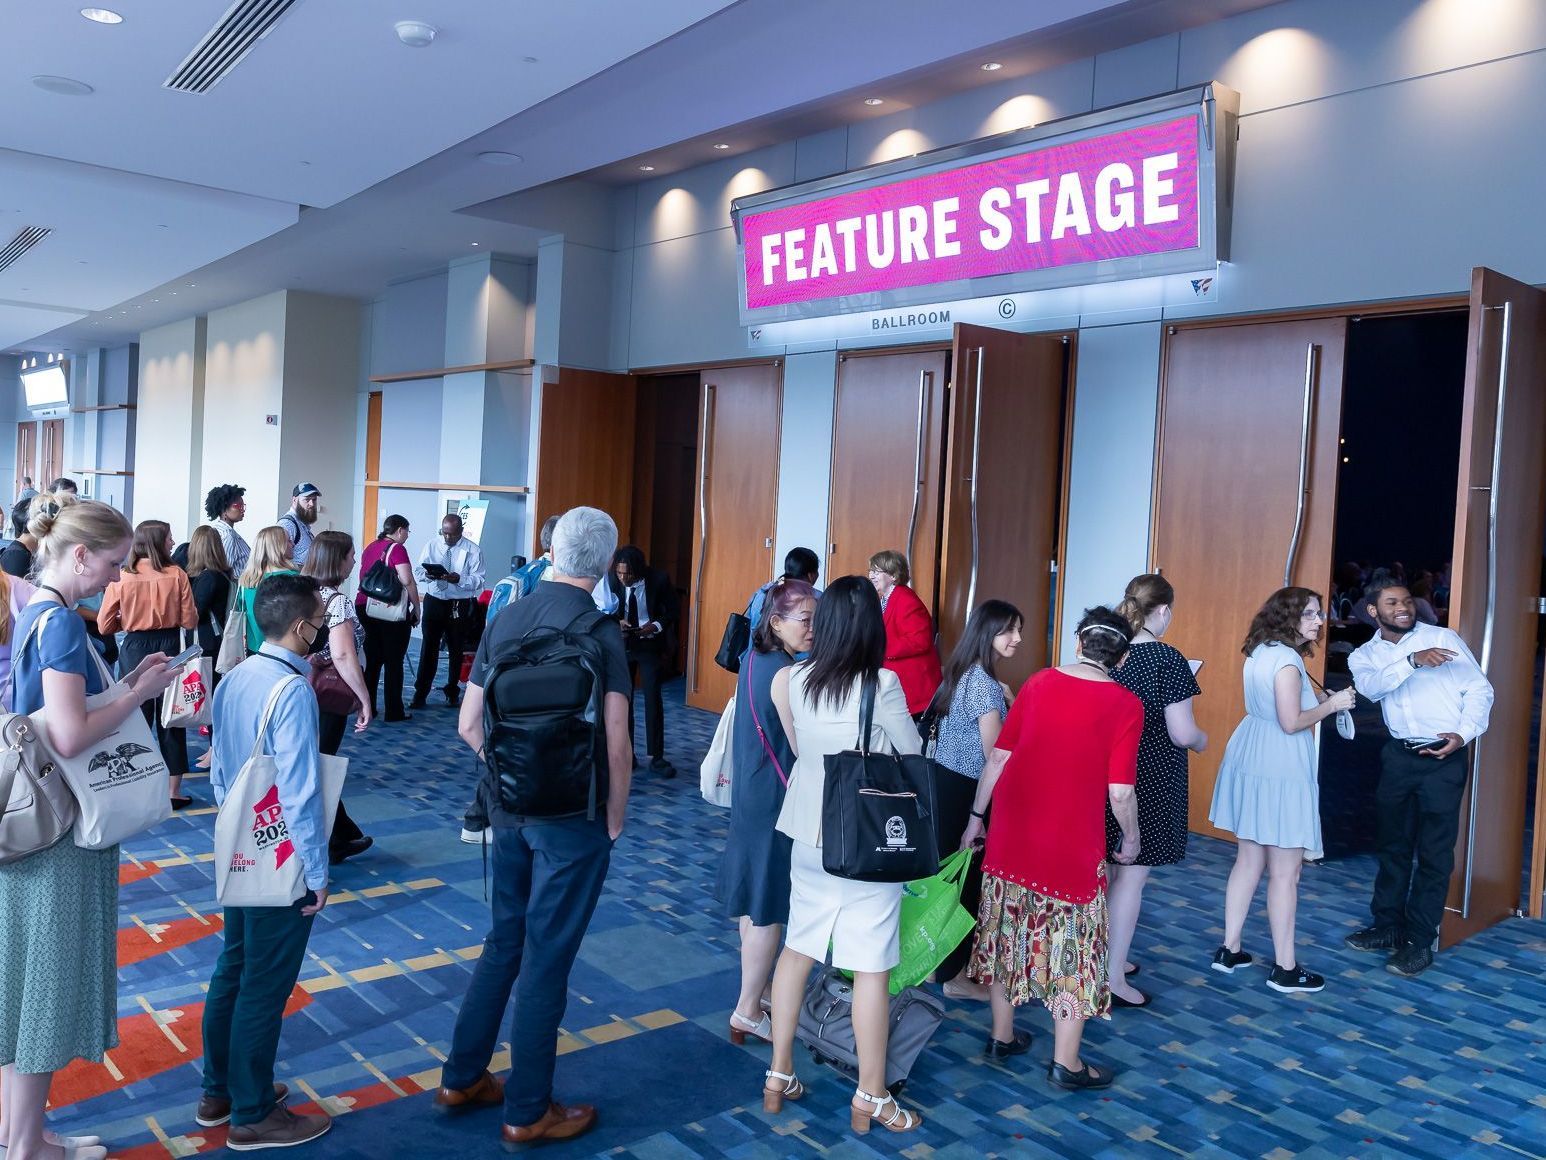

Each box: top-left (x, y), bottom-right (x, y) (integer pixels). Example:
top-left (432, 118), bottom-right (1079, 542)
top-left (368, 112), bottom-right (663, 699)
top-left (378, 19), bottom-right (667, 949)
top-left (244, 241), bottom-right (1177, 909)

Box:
top-left (0, 492), bottom-right (178, 1160)
top-left (1104, 574), bottom-right (1207, 1008)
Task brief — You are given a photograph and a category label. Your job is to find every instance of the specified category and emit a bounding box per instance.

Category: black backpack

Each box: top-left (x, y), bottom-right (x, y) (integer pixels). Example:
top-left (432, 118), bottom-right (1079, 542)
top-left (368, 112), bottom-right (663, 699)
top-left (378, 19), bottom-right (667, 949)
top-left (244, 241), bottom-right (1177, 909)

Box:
top-left (481, 609), bottom-right (610, 820)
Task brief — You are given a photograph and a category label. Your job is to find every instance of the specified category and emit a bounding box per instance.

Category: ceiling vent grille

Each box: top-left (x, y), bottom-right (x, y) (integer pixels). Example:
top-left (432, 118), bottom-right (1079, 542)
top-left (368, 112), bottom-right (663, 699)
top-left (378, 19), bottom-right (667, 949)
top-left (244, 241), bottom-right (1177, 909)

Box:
top-left (0, 227), bottom-right (51, 274)
top-left (163, 0), bottom-right (299, 94)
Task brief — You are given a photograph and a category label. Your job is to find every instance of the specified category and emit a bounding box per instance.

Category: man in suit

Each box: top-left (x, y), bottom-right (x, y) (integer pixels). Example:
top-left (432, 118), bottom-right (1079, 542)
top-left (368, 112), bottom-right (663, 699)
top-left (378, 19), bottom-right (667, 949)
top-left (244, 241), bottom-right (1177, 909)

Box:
top-left (598, 545), bottom-right (678, 778)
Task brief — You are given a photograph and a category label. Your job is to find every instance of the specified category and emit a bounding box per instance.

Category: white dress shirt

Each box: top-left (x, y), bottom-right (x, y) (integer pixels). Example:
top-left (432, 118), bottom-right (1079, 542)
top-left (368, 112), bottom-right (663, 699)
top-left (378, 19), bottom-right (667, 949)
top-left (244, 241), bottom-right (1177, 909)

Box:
top-left (593, 576), bottom-right (658, 630)
top-left (1348, 622), bottom-right (1494, 744)
top-left (416, 536), bottom-right (486, 600)
top-left (206, 517), bottom-right (250, 578)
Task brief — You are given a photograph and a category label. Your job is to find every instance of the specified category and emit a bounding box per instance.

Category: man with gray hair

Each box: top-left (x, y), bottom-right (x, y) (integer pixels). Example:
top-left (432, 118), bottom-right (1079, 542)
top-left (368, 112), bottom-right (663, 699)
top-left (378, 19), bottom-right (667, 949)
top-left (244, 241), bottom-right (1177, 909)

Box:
top-left (434, 506), bottom-right (632, 1148)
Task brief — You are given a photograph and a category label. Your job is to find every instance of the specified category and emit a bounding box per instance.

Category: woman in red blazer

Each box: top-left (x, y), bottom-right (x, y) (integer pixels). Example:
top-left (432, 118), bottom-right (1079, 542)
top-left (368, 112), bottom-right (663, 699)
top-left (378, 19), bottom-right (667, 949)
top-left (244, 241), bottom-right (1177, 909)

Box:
top-left (867, 550), bottom-right (943, 717)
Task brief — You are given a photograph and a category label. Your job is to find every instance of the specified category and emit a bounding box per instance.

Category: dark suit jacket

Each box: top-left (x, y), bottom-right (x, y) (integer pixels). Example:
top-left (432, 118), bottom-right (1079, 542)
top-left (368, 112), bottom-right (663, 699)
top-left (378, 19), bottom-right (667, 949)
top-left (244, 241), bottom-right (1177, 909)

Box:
top-left (605, 567), bottom-right (679, 658)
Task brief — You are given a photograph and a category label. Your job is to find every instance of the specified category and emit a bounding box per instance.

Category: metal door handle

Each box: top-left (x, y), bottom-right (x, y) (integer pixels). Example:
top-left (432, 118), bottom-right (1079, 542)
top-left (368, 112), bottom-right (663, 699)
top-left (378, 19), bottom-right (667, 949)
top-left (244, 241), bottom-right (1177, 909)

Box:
top-left (966, 347), bottom-right (985, 614)
top-left (1283, 343), bottom-right (1319, 587)
top-left (1461, 300), bottom-right (1512, 919)
top-left (689, 384), bottom-right (716, 693)
top-left (906, 369), bottom-right (932, 562)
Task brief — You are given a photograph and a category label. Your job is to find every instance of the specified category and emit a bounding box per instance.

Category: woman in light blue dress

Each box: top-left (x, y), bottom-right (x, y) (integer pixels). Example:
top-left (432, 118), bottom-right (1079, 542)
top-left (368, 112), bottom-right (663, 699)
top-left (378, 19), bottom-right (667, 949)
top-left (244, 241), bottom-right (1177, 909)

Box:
top-left (1208, 588), bottom-right (1356, 996)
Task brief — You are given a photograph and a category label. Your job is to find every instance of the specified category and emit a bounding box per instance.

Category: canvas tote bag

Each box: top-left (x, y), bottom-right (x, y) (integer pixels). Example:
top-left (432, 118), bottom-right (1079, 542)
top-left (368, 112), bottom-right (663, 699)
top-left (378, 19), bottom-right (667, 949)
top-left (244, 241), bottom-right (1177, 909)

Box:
top-left (699, 693), bottom-right (735, 807)
top-left (214, 675), bottom-right (347, 907)
top-left (22, 606), bottom-right (171, 850)
top-left (215, 586), bottom-right (249, 675)
top-left (161, 629), bottom-right (214, 728)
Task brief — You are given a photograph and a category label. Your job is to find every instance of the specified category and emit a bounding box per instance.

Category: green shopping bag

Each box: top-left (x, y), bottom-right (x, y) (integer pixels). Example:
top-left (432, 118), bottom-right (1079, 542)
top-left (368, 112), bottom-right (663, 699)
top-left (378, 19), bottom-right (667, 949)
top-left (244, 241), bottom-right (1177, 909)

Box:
top-left (891, 847), bottom-right (978, 994)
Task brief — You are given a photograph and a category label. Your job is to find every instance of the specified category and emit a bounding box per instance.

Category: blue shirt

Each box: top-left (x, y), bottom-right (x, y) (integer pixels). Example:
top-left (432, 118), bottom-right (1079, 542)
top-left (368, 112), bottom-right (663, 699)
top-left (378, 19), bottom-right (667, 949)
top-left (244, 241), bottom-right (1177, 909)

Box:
top-left (486, 556), bottom-right (553, 625)
top-left (11, 600), bottom-right (109, 714)
top-left (211, 643), bottom-right (328, 891)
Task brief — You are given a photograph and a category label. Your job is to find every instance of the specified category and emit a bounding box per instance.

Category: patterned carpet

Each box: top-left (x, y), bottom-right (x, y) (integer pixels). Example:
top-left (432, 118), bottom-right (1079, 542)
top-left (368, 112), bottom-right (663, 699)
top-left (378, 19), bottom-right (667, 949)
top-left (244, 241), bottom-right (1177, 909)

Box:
top-left (44, 669), bottom-right (1546, 1158)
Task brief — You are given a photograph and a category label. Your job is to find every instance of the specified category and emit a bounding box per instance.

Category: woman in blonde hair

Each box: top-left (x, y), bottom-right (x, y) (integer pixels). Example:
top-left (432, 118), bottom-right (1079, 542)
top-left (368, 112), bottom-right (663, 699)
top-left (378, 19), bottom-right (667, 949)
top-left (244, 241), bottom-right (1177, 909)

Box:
top-left (236, 526), bottom-right (297, 654)
top-left (0, 492), bottom-right (178, 1160)
top-left (1104, 574), bottom-right (1207, 1008)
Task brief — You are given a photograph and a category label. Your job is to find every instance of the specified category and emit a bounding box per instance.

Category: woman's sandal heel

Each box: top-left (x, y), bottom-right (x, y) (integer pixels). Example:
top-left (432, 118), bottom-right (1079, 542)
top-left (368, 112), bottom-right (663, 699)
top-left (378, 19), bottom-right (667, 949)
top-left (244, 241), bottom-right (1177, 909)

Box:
top-left (729, 1010), bottom-right (772, 1046)
top-left (850, 1088), bottom-right (921, 1134)
top-left (762, 1069), bottom-right (804, 1113)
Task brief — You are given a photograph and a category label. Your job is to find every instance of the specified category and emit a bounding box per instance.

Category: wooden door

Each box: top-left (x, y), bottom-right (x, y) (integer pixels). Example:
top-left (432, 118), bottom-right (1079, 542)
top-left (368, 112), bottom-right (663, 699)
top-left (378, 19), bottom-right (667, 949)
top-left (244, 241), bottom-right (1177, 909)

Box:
top-left (362, 391), bottom-right (382, 541)
top-left (688, 364), bottom-right (781, 712)
top-left (1440, 268), bottom-right (1546, 947)
top-left (1151, 319), bottom-right (1347, 839)
top-left (937, 324), bottom-right (1068, 690)
top-left (826, 348), bottom-right (949, 611)
top-left (39, 419), bottom-right (63, 490)
top-left (15, 424), bottom-right (36, 502)
top-left (534, 368), bottom-right (638, 550)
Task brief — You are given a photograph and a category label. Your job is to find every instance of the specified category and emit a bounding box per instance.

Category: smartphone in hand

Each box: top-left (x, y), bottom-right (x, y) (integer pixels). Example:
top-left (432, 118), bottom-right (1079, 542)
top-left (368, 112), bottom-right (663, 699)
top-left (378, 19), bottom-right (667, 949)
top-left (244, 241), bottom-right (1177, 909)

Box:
top-left (168, 643), bottom-right (203, 670)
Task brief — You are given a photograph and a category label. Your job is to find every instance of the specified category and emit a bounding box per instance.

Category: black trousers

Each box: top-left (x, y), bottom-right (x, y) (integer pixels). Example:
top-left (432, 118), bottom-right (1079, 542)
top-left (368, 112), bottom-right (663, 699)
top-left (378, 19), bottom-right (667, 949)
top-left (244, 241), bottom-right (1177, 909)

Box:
top-left (626, 647), bottom-right (665, 759)
top-left (319, 710), bottom-right (365, 855)
top-left (416, 596), bottom-right (473, 701)
top-left (1370, 740), bottom-right (1470, 946)
top-left (363, 616), bottom-right (411, 720)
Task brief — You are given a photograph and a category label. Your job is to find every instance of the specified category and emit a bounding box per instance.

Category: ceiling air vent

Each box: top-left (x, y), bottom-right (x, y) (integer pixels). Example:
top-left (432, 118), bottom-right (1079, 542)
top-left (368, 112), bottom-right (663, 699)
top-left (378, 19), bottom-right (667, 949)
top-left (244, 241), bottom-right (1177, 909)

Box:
top-left (0, 227), bottom-right (51, 274)
top-left (164, 0), bottom-right (300, 94)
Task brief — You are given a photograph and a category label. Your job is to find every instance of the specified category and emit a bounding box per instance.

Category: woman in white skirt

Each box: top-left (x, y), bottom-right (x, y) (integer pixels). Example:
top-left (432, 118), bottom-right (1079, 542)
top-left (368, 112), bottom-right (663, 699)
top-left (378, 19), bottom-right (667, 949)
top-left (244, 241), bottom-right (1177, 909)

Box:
top-left (1208, 587), bottom-right (1355, 994)
top-left (763, 575), bottom-right (923, 1135)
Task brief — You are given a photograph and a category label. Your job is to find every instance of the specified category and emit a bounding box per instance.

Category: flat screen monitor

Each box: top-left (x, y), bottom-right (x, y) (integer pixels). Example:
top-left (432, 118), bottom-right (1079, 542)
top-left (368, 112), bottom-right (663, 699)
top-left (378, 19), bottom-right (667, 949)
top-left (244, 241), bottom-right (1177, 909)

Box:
top-left (21, 364), bottom-right (68, 410)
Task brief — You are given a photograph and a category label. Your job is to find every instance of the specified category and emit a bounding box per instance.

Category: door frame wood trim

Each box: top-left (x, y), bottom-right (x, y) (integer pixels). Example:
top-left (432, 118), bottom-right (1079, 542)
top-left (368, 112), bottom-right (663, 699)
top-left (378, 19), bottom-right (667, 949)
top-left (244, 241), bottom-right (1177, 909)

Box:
top-left (1050, 331), bottom-right (1078, 660)
top-left (632, 357), bottom-right (782, 376)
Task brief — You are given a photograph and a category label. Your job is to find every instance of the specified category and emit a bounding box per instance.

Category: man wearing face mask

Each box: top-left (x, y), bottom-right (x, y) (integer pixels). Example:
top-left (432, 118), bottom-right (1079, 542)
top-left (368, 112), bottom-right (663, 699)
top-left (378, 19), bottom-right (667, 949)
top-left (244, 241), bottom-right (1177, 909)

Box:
top-left (1345, 571), bottom-right (1493, 977)
top-left (413, 514), bottom-right (486, 710)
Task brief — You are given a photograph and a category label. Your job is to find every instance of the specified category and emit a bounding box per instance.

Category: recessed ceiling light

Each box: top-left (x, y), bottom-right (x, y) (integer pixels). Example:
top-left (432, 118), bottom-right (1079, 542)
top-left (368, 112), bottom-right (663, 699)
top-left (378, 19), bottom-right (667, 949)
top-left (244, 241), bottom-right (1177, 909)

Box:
top-left (32, 75), bottom-right (94, 96)
top-left (470, 242), bottom-right (480, 246)
top-left (477, 151), bottom-right (523, 166)
top-left (638, 164), bottom-right (655, 172)
top-left (980, 62), bottom-right (1003, 71)
top-left (395, 20), bottom-right (437, 47)
top-left (864, 97), bottom-right (884, 106)
top-left (80, 7), bottom-right (123, 24)
top-left (712, 143), bottom-right (731, 150)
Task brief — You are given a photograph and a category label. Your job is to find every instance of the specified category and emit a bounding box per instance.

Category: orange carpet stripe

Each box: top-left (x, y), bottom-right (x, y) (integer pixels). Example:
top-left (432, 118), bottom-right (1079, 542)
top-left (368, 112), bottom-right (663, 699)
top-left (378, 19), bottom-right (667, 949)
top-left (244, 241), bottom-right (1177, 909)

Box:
top-left (118, 861), bottom-right (163, 885)
top-left (118, 913), bottom-right (224, 967)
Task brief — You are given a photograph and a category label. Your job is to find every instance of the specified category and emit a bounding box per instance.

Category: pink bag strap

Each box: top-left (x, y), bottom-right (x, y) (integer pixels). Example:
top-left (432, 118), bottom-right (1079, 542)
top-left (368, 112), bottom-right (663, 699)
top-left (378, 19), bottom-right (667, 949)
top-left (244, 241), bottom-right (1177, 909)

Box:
top-left (746, 650), bottom-right (788, 788)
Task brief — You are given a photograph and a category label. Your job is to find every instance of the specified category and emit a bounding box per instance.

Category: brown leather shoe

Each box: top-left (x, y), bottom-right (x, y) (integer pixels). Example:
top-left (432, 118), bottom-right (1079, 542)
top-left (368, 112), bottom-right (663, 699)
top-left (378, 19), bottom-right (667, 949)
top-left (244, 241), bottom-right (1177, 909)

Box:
top-left (226, 1105), bottom-right (331, 1151)
top-left (500, 1102), bottom-right (597, 1146)
top-left (194, 1082), bottom-right (290, 1127)
top-left (435, 1070), bottom-right (504, 1112)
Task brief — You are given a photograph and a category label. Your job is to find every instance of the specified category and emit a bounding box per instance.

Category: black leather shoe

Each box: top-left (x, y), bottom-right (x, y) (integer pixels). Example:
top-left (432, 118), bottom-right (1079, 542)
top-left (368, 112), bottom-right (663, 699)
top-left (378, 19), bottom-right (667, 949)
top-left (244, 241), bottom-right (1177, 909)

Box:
top-left (649, 757), bottom-right (677, 779)
top-left (1345, 926), bottom-right (1402, 953)
top-left (1047, 1060), bottom-right (1114, 1090)
top-left (330, 836), bottom-right (375, 865)
top-left (1110, 989), bottom-right (1150, 1009)
top-left (984, 1029), bottom-right (1032, 1058)
top-left (410, 696), bottom-right (428, 710)
top-left (1386, 942), bottom-right (1434, 977)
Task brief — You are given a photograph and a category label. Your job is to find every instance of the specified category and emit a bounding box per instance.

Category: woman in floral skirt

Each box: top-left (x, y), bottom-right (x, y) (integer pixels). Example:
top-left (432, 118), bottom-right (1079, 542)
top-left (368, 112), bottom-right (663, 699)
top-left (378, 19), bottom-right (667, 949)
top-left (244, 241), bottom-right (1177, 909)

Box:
top-left (960, 607), bottom-right (1143, 1090)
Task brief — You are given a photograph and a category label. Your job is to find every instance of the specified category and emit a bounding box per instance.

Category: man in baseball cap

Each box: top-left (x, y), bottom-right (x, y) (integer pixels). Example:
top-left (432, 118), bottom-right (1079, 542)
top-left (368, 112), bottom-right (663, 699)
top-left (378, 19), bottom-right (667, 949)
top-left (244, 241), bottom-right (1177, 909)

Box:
top-left (280, 483), bottom-right (321, 566)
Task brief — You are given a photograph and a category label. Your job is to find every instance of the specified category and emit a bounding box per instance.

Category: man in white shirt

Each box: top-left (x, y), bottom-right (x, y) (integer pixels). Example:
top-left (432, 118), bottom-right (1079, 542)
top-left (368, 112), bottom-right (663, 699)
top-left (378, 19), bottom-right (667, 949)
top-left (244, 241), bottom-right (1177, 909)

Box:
top-left (203, 483), bottom-right (251, 578)
top-left (278, 482), bottom-right (320, 567)
top-left (412, 514), bottom-right (487, 709)
top-left (1345, 574), bottom-right (1494, 977)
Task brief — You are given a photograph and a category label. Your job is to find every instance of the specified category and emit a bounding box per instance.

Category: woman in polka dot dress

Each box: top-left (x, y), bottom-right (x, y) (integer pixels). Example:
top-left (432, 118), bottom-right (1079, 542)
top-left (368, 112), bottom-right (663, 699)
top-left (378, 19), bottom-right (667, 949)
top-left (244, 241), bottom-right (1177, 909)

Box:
top-left (1106, 575), bottom-right (1207, 1008)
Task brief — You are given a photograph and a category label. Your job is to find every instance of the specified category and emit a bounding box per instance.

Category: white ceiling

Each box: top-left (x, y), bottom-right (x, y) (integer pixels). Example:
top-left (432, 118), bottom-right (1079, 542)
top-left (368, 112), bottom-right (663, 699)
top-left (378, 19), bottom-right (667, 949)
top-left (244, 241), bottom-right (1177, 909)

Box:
top-left (7, 0), bottom-right (1287, 356)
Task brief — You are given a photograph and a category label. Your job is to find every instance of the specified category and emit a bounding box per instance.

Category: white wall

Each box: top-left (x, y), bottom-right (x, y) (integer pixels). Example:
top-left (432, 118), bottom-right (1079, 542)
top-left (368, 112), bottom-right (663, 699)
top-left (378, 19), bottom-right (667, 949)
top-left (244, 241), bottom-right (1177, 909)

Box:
top-left (0, 357), bottom-right (18, 511)
top-left (136, 318), bottom-right (207, 536)
top-left (202, 291), bottom-right (287, 530)
top-left (278, 292), bottom-right (362, 539)
top-left (773, 350), bottom-right (837, 585)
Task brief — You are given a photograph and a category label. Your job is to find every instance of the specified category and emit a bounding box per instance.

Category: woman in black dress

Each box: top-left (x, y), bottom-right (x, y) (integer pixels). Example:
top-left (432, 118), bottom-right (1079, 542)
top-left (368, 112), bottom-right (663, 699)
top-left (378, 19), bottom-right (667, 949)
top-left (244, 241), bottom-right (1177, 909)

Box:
top-left (1107, 574), bottom-right (1208, 1007)
top-left (716, 578), bottom-right (816, 1045)
top-left (185, 525), bottom-right (232, 661)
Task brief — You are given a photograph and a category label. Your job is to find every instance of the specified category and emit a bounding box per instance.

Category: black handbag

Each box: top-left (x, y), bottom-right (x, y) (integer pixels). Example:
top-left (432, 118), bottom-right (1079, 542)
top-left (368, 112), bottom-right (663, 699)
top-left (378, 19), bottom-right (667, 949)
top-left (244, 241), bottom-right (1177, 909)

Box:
top-left (360, 554), bottom-right (403, 604)
top-left (714, 611), bottom-right (751, 673)
top-left (820, 676), bottom-right (940, 883)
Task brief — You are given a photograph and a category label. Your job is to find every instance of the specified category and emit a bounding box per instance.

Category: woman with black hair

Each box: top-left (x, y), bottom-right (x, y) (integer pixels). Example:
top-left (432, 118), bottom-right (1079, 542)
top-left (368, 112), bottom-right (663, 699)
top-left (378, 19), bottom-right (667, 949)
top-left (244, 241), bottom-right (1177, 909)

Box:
top-left (1, 498), bottom-right (37, 577)
top-left (925, 598), bottom-right (1023, 997)
top-left (1208, 587), bottom-right (1355, 994)
top-left (762, 576), bottom-right (923, 1135)
top-left (960, 607), bottom-right (1143, 1090)
top-left (202, 483), bottom-right (250, 578)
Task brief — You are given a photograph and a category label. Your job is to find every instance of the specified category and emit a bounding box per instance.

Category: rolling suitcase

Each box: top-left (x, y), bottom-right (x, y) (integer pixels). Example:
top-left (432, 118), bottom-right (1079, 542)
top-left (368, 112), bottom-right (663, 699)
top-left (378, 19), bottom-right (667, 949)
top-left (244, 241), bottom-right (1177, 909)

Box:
top-left (796, 967), bottom-right (944, 1091)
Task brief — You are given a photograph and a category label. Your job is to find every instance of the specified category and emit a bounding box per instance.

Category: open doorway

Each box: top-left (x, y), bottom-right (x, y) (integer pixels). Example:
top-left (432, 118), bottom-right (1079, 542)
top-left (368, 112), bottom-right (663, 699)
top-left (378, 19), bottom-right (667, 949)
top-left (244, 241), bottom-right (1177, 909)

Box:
top-left (1318, 310), bottom-right (1468, 859)
top-left (631, 372), bottom-right (699, 675)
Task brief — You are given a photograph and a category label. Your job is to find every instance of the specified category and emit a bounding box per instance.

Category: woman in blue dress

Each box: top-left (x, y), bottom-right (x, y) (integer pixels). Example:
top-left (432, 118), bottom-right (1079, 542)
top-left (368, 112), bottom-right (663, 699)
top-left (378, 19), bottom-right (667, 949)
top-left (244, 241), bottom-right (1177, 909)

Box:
top-left (0, 493), bottom-right (177, 1160)
top-left (716, 578), bottom-right (816, 1045)
top-left (1209, 587), bottom-right (1356, 996)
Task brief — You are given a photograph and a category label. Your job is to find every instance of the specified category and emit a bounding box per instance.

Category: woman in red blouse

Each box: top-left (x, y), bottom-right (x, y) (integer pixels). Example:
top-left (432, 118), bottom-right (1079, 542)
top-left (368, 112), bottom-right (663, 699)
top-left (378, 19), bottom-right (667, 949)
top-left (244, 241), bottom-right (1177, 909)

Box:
top-left (960, 607), bottom-right (1143, 1090)
top-left (867, 550), bottom-right (942, 717)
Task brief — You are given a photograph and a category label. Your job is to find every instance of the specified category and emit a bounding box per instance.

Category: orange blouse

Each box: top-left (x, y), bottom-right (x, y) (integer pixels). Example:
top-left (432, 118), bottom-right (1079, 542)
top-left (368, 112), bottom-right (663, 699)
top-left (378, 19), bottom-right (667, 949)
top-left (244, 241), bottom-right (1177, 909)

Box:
top-left (99, 561), bottom-right (198, 635)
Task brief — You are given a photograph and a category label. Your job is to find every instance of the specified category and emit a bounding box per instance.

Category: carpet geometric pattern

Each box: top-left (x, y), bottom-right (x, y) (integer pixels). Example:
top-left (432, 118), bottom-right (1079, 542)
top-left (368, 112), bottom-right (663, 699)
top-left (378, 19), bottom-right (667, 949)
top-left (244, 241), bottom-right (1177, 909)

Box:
top-left (45, 671), bottom-right (1546, 1158)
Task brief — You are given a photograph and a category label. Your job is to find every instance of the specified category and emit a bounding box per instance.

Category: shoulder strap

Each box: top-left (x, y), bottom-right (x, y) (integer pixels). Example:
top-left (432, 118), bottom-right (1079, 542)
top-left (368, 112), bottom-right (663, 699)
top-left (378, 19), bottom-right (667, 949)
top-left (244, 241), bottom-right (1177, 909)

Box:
top-left (249, 674), bottom-right (304, 764)
top-left (745, 650), bottom-right (788, 787)
top-left (855, 673), bottom-right (877, 753)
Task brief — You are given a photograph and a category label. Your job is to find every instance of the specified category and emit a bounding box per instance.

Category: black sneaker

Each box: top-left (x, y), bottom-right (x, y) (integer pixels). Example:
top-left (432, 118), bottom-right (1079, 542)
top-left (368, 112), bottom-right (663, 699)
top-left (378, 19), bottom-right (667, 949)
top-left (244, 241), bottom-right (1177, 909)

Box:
top-left (1210, 945), bottom-right (1253, 974)
top-left (1266, 964), bottom-right (1325, 993)
top-left (984, 1028), bottom-right (1033, 1058)
top-left (1386, 942), bottom-right (1434, 977)
top-left (1345, 926), bottom-right (1402, 953)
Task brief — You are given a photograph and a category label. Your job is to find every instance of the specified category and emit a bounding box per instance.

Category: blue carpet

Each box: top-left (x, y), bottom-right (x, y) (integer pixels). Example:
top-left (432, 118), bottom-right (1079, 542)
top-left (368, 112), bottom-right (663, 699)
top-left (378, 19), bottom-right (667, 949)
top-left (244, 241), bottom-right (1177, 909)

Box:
top-left (47, 664), bottom-right (1546, 1158)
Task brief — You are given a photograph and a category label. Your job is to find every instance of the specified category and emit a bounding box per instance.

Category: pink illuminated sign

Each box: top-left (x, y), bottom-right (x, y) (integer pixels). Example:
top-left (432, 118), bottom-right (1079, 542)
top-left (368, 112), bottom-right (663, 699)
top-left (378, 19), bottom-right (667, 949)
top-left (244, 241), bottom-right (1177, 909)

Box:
top-left (740, 116), bottom-right (1200, 311)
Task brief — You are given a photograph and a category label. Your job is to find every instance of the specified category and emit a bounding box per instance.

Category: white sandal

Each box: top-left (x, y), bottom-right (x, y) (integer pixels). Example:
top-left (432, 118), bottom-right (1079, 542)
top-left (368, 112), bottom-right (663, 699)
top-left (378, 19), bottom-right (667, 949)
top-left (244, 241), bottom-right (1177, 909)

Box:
top-left (762, 1068), bottom-right (805, 1113)
top-left (850, 1087), bottom-right (922, 1134)
top-left (729, 1009), bottom-right (773, 1045)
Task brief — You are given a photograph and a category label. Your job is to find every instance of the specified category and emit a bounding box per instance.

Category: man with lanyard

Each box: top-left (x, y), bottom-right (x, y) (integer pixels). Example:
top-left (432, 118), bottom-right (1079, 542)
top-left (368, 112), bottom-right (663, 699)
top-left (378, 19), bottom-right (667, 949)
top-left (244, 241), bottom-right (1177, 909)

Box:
top-left (277, 482), bottom-right (321, 567)
top-left (198, 572), bottom-right (333, 1150)
top-left (1345, 573), bottom-right (1493, 977)
top-left (412, 513), bottom-right (486, 709)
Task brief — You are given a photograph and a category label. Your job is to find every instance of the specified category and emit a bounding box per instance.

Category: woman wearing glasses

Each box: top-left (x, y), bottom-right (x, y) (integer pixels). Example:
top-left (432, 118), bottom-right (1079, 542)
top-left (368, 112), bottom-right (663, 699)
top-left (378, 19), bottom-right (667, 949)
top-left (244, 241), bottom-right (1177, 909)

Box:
top-left (1209, 588), bottom-right (1355, 994)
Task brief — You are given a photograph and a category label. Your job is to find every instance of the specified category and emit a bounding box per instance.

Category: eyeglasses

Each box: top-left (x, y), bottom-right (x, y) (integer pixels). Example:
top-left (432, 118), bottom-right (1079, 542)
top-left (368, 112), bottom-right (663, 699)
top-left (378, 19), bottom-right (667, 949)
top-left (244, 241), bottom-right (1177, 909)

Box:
top-left (774, 613), bottom-right (813, 624)
top-left (1300, 610), bottom-right (1326, 620)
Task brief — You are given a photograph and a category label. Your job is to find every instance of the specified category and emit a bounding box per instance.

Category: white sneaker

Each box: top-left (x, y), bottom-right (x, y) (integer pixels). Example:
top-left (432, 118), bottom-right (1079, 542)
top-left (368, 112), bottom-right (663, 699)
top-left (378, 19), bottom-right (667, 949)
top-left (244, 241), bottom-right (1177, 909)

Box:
top-left (460, 826), bottom-right (493, 845)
